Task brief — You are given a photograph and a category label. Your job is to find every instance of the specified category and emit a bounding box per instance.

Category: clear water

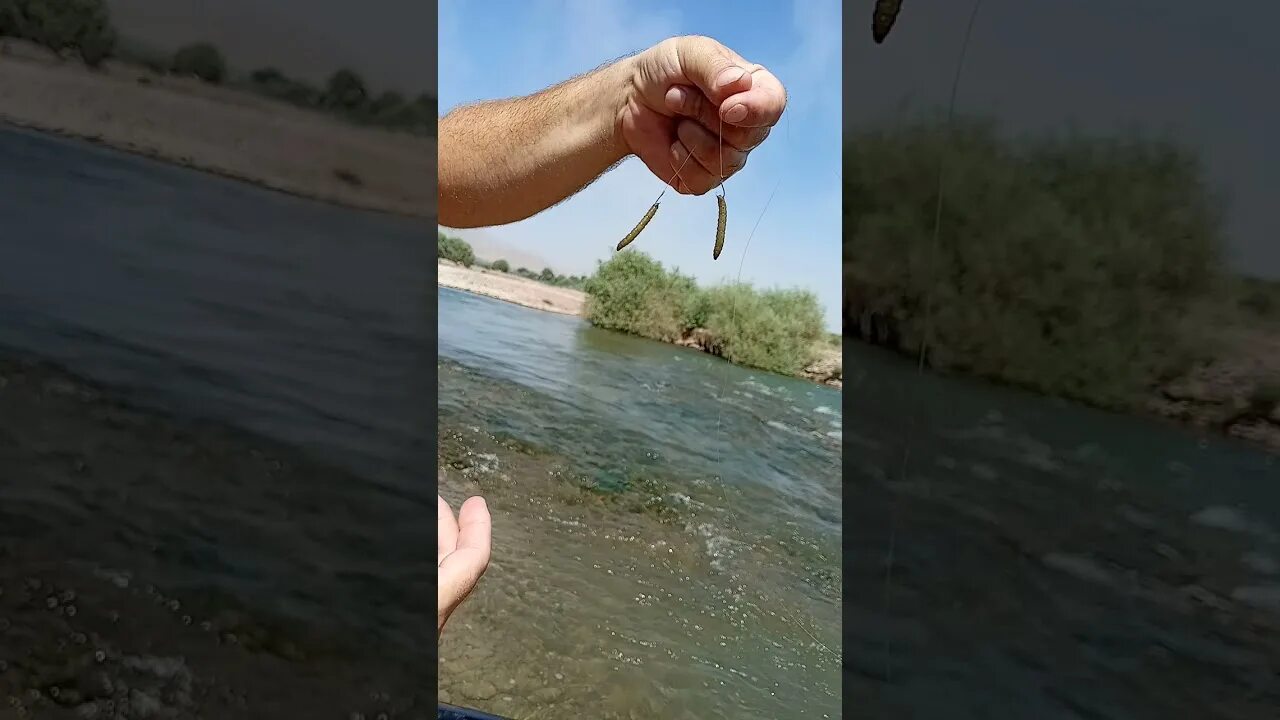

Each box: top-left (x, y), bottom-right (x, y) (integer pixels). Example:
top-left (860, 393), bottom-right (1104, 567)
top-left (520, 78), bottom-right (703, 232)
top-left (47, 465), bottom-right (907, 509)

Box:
top-left (437, 287), bottom-right (843, 719)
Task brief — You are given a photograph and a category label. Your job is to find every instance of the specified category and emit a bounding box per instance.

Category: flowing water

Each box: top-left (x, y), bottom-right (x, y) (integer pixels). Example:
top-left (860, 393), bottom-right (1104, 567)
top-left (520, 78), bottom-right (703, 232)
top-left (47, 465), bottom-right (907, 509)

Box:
top-left (0, 126), bottom-right (434, 717)
top-left (437, 287), bottom-right (843, 719)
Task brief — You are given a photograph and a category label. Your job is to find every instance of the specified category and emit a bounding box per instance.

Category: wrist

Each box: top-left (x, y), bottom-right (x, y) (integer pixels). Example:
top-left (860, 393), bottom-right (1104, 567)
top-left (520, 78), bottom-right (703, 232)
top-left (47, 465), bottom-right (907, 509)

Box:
top-left (600, 52), bottom-right (641, 164)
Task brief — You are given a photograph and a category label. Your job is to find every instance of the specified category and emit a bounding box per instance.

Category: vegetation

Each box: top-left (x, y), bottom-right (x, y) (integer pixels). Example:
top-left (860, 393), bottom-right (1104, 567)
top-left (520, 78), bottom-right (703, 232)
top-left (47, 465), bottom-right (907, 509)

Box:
top-left (437, 231), bottom-right (475, 268)
top-left (0, 0), bottom-right (434, 136)
top-left (490, 259), bottom-right (510, 273)
top-left (0, 0), bottom-right (116, 67)
top-left (171, 42), bottom-right (225, 83)
top-left (244, 66), bottom-right (433, 136)
top-left (584, 252), bottom-right (825, 376)
top-left (844, 116), bottom-right (1229, 410)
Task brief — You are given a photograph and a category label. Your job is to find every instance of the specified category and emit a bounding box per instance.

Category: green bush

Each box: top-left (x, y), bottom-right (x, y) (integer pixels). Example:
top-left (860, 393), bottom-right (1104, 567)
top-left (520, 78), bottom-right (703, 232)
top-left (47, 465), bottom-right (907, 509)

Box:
top-left (171, 42), bottom-right (225, 83)
top-left (0, 0), bottom-right (116, 66)
top-left (325, 68), bottom-right (368, 110)
top-left (490, 259), bottom-right (510, 273)
top-left (844, 117), bottom-right (1226, 408)
top-left (584, 252), bottom-right (698, 343)
top-left (584, 252), bottom-right (824, 374)
top-left (697, 284), bottom-right (824, 375)
top-left (437, 231), bottom-right (475, 267)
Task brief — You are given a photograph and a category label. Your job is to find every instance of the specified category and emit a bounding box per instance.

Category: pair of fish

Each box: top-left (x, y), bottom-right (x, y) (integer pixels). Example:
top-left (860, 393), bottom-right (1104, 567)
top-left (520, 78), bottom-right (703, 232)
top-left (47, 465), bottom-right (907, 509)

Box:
top-left (617, 0), bottom-right (902, 257)
top-left (616, 194), bottom-right (727, 260)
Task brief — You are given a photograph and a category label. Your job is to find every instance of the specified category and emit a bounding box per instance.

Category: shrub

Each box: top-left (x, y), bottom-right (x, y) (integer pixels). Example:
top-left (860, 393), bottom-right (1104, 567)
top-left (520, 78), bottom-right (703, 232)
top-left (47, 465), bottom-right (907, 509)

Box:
top-left (844, 116), bottom-right (1226, 408)
top-left (584, 252), bottom-right (825, 374)
top-left (697, 283), bottom-right (824, 375)
top-left (171, 42), bottom-right (225, 83)
top-left (0, 0), bottom-right (116, 66)
top-left (437, 232), bottom-right (475, 267)
top-left (584, 252), bottom-right (698, 343)
top-left (325, 68), bottom-right (368, 110)
top-left (490, 259), bottom-right (510, 273)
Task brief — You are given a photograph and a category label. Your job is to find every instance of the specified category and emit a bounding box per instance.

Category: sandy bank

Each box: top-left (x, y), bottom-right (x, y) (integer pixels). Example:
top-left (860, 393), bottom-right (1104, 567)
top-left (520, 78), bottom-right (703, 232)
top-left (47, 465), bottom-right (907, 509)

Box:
top-left (438, 261), bottom-right (586, 316)
top-left (0, 41), bottom-right (432, 219)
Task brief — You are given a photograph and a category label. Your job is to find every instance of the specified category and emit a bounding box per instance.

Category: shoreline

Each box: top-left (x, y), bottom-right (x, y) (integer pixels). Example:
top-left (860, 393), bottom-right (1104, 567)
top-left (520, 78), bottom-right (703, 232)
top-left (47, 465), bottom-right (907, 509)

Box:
top-left (437, 261), bottom-right (845, 389)
top-left (0, 42), bottom-right (433, 221)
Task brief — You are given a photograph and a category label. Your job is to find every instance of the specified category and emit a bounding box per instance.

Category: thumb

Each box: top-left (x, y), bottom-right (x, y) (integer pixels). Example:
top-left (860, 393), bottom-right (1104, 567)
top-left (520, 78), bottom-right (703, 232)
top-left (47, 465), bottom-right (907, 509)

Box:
top-left (675, 36), bottom-right (753, 106)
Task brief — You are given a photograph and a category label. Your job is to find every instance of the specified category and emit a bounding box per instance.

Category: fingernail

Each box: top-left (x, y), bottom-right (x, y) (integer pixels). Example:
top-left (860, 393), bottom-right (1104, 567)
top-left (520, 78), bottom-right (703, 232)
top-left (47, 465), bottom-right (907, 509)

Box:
top-left (716, 66), bottom-right (745, 88)
top-left (671, 141), bottom-right (685, 162)
top-left (667, 86), bottom-right (689, 110)
top-left (724, 104), bottom-right (747, 123)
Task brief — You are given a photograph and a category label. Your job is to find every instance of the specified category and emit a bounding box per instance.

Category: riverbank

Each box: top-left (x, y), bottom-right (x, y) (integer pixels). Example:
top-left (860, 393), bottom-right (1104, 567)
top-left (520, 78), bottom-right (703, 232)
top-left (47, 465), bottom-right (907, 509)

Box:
top-left (437, 261), bottom-right (845, 388)
top-left (0, 40), bottom-right (432, 219)
top-left (438, 260), bottom-right (585, 316)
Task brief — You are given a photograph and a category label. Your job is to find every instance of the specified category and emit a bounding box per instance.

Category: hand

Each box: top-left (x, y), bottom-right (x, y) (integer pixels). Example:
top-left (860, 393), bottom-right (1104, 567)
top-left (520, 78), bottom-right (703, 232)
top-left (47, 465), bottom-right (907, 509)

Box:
top-left (620, 35), bottom-right (787, 196)
top-left (438, 495), bottom-right (492, 636)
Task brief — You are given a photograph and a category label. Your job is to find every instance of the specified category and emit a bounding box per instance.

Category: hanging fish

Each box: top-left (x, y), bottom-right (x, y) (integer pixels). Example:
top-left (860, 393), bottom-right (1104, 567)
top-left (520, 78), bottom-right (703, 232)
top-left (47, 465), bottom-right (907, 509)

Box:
top-left (872, 0), bottom-right (903, 44)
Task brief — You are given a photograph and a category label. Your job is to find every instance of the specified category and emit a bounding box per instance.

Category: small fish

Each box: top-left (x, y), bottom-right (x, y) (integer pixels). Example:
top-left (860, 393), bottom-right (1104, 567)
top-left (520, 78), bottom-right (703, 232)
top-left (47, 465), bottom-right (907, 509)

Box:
top-left (872, 0), bottom-right (903, 44)
top-left (617, 201), bottom-right (660, 251)
top-left (713, 194), bottom-right (727, 260)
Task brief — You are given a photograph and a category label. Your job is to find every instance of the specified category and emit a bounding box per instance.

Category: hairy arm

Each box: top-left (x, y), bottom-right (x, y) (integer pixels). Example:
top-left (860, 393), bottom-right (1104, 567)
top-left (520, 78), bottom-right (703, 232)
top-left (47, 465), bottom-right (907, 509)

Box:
top-left (438, 55), bottom-right (638, 228)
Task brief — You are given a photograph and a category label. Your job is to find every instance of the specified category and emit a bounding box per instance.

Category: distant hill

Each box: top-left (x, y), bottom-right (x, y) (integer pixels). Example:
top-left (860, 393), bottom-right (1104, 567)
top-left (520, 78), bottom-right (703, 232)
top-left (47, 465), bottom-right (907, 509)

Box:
top-left (438, 227), bottom-right (550, 272)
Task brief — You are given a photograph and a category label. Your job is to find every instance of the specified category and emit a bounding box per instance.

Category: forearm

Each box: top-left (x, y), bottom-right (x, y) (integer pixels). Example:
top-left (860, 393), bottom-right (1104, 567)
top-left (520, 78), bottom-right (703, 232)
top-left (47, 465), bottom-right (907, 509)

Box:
top-left (438, 55), bottom-right (637, 228)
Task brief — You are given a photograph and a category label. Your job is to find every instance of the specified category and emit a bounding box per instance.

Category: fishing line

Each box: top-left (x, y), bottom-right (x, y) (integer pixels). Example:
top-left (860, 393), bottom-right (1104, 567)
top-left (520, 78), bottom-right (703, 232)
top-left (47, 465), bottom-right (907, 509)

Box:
top-left (879, 0), bottom-right (985, 683)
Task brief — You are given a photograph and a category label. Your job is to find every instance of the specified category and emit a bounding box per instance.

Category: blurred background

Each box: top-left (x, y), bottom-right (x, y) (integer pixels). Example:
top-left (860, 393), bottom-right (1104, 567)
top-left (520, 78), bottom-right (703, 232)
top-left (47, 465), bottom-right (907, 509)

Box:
top-left (845, 1), bottom-right (1279, 717)
top-left (0, 1), bottom-right (433, 717)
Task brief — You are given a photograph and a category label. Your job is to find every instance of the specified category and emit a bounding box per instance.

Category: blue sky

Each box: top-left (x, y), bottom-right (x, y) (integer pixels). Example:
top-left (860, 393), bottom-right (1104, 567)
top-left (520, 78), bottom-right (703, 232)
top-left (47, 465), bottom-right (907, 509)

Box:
top-left (439, 0), bottom-right (843, 331)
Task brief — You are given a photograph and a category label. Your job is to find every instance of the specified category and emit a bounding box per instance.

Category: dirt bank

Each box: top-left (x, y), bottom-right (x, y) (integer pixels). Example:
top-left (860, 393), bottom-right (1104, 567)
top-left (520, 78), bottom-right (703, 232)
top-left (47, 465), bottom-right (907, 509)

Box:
top-left (438, 261), bottom-right (586, 316)
top-left (0, 40), bottom-right (432, 219)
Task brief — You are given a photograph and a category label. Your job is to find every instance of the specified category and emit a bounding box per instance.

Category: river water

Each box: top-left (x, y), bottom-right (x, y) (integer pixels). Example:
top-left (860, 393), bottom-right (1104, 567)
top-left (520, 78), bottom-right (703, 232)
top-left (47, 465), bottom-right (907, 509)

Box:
top-left (0, 126), bottom-right (435, 716)
top-left (4, 123), bottom-right (1276, 719)
top-left (437, 286), bottom-right (843, 719)
top-left (842, 332), bottom-right (1280, 718)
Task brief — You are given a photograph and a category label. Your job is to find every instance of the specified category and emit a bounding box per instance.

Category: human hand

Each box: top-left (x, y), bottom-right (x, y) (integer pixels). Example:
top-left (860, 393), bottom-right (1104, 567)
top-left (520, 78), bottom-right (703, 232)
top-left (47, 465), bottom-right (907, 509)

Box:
top-left (438, 495), bottom-right (492, 637)
top-left (620, 35), bottom-right (787, 196)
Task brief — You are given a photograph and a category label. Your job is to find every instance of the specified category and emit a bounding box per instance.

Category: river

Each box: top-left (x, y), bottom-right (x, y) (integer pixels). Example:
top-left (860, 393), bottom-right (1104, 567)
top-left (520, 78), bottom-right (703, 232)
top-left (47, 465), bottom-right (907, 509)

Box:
top-left (3, 122), bottom-right (1276, 719)
top-left (841, 328), bottom-right (1280, 718)
top-left (437, 286), bottom-right (844, 719)
top-left (0, 125), bottom-right (434, 717)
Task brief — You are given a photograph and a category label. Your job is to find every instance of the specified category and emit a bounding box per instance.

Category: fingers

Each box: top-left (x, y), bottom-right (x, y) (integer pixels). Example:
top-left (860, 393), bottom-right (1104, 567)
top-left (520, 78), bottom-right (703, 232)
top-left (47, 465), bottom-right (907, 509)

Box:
top-left (670, 141), bottom-right (719, 196)
top-left (437, 495), bottom-right (458, 564)
top-left (670, 35), bottom-right (754, 107)
top-left (676, 119), bottom-right (747, 187)
top-left (665, 85), bottom-right (772, 151)
top-left (438, 495), bottom-right (492, 633)
top-left (718, 65), bottom-right (787, 129)
top-left (455, 496), bottom-right (492, 559)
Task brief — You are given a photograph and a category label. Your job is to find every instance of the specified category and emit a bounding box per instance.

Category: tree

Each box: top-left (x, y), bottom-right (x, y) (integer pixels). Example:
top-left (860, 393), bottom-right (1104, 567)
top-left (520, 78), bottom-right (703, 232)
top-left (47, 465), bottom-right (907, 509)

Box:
top-left (0, 0), bottom-right (116, 66)
top-left (539, 267), bottom-right (556, 283)
top-left (325, 68), bottom-right (368, 110)
top-left (437, 233), bottom-right (475, 268)
top-left (171, 42), bottom-right (225, 83)
top-left (490, 259), bottom-right (510, 273)
top-left (251, 66), bottom-right (284, 84)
